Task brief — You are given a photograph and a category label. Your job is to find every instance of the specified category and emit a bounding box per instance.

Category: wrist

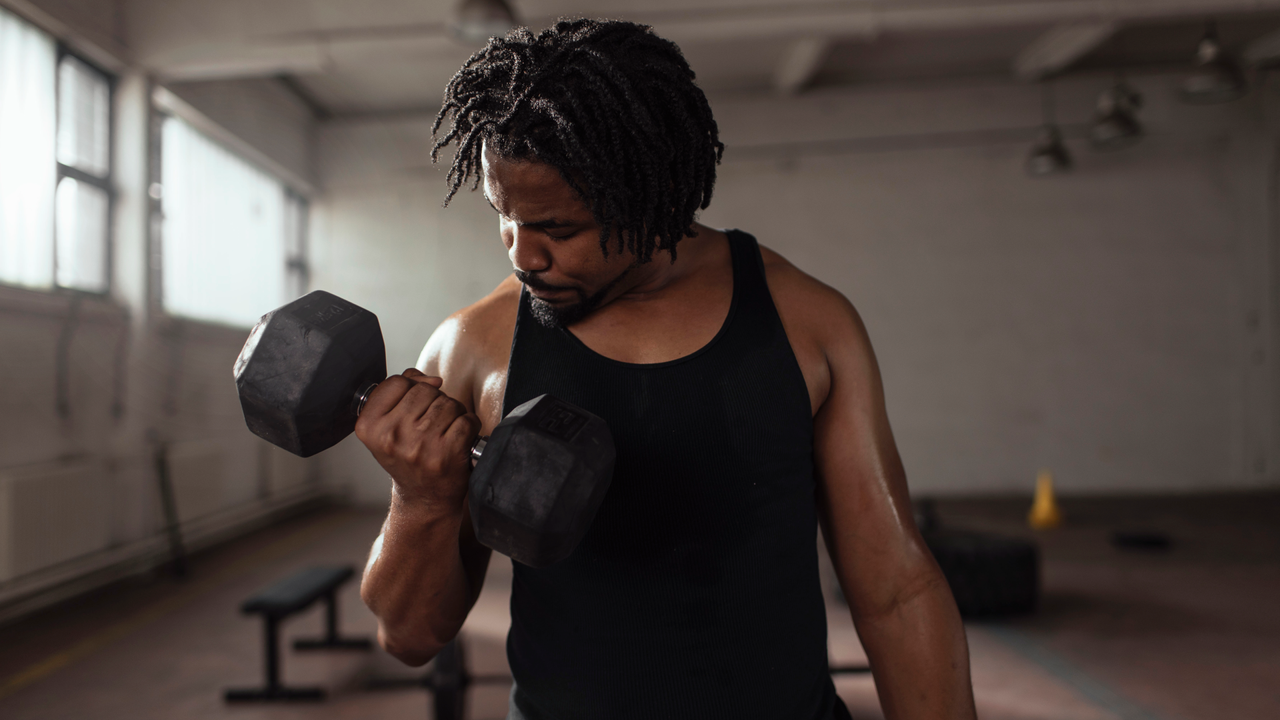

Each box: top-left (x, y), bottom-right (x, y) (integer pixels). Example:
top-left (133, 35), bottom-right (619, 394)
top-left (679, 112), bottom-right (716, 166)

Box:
top-left (390, 483), bottom-right (466, 524)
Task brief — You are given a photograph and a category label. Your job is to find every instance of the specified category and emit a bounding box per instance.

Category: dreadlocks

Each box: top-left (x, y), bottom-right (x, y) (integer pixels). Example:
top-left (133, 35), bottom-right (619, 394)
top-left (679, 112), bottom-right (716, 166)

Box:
top-left (432, 18), bottom-right (724, 263)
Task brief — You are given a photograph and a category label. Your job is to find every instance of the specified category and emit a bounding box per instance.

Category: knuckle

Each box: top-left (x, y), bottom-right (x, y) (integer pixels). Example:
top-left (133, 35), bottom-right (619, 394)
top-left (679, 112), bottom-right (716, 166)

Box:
top-left (409, 383), bottom-right (441, 402)
top-left (402, 443), bottom-right (423, 466)
top-left (376, 429), bottom-right (397, 457)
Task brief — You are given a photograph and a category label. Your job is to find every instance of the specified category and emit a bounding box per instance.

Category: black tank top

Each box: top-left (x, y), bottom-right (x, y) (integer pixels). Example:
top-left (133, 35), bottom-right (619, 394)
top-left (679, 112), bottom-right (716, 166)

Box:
top-left (502, 230), bottom-right (839, 720)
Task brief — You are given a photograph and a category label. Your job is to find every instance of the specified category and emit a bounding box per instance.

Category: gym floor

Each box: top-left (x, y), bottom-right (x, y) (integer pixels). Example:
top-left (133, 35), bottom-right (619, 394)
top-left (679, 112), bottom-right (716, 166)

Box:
top-left (0, 493), bottom-right (1276, 720)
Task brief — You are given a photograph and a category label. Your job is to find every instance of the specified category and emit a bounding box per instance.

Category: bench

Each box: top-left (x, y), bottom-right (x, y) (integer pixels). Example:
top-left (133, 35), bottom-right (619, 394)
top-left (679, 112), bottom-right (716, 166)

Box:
top-left (224, 565), bottom-right (372, 702)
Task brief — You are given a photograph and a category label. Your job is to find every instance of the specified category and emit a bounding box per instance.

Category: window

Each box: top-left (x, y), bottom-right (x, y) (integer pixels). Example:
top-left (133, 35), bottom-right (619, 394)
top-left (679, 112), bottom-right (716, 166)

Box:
top-left (56, 55), bottom-right (112, 292)
top-left (0, 7), bottom-right (111, 293)
top-left (159, 115), bottom-right (307, 327)
top-left (0, 8), bottom-right (56, 288)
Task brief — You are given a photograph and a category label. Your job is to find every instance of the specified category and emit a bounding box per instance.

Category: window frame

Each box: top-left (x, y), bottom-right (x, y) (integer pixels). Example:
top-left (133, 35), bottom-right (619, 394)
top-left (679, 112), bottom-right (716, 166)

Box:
top-left (284, 188), bottom-right (311, 302)
top-left (53, 43), bottom-right (115, 296)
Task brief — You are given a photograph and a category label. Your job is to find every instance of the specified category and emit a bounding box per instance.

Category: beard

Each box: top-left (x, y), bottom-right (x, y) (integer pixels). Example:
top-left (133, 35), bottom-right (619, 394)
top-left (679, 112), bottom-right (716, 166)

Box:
top-left (516, 267), bottom-right (631, 329)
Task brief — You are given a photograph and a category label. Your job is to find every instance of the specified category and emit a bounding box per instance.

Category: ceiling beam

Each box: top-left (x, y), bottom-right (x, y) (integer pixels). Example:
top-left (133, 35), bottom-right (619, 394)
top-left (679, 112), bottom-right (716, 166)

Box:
top-left (1013, 22), bottom-right (1118, 80)
top-left (149, 42), bottom-right (331, 81)
top-left (774, 37), bottom-right (835, 95)
top-left (135, 0), bottom-right (1280, 82)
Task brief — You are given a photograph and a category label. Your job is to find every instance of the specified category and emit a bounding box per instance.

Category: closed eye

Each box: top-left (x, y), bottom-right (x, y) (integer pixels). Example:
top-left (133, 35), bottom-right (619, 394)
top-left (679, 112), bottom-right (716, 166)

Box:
top-left (485, 195), bottom-right (579, 237)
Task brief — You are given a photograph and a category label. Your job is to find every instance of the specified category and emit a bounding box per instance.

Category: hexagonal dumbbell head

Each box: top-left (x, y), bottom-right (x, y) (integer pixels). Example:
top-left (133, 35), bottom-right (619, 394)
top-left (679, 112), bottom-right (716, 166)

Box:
top-left (469, 394), bottom-right (616, 567)
top-left (234, 291), bottom-right (386, 457)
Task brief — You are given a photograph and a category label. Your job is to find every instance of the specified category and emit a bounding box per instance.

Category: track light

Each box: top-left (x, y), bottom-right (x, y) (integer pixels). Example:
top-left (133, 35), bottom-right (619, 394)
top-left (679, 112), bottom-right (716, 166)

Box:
top-left (450, 0), bottom-right (519, 44)
top-left (1027, 126), bottom-right (1073, 176)
top-left (1027, 83), bottom-right (1072, 177)
top-left (1181, 23), bottom-right (1247, 104)
top-left (1090, 80), bottom-right (1142, 150)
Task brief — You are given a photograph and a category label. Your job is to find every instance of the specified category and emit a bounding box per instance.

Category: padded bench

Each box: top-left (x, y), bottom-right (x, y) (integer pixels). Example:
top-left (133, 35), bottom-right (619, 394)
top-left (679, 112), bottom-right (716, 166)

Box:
top-left (224, 564), bottom-right (372, 702)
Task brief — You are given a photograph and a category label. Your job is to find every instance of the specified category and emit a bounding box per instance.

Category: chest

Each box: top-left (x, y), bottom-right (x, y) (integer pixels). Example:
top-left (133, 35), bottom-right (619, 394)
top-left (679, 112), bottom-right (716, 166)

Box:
top-left (568, 281), bottom-right (732, 365)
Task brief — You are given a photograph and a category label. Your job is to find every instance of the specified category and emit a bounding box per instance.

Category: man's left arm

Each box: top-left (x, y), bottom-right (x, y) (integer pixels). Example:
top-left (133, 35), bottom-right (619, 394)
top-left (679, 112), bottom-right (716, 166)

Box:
top-left (811, 293), bottom-right (977, 720)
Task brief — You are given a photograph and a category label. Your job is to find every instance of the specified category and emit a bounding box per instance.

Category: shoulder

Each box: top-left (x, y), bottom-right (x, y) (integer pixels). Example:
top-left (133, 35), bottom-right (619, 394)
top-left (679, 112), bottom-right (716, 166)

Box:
top-left (757, 245), bottom-right (850, 313)
top-left (755, 242), bottom-right (873, 412)
top-left (416, 275), bottom-right (521, 409)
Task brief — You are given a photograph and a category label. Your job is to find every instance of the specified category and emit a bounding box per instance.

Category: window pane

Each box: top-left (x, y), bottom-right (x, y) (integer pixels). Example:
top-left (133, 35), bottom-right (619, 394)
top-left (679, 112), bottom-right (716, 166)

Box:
top-left (0, 7), bottom-right (57, 289)
top-left (55, 177), bottom-right (108, 292)
top-left (161, 116), bottom-right (286, 327)
top-left (57, 55), bottom-right (109, 177)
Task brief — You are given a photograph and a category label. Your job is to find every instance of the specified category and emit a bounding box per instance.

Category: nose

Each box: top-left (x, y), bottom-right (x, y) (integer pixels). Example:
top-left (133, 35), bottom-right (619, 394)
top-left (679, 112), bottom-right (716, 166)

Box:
top-left (506, 224), bottom-right (551, 275)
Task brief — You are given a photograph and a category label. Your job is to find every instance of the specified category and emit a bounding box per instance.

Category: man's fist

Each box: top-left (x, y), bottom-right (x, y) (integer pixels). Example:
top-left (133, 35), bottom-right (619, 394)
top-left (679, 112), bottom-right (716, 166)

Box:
top-left (354, 368), bottom-right (482, 509)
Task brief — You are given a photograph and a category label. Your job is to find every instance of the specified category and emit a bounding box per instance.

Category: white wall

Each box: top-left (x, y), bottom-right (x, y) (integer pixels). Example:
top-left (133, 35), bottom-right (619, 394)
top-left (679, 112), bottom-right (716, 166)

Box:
top-left (311, 72), bottom-right (1280, 502)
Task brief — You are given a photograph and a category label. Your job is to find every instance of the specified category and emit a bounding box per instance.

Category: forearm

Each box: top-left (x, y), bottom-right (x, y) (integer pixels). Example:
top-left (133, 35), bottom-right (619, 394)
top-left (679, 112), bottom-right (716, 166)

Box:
top-left (361, 490), bottom-right (476, 666)
top-left (854, 570), bottom-right (977, 720)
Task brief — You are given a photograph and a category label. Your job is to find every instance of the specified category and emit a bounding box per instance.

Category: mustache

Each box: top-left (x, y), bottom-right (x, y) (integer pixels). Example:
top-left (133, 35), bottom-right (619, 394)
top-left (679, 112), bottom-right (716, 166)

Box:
top-left (514, 270), bottom-right (578, 294)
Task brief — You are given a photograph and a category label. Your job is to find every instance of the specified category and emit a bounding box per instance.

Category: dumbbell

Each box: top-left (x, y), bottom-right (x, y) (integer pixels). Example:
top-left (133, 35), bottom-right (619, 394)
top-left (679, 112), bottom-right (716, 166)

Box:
top-left (232, 290), bottom-right (615, 567)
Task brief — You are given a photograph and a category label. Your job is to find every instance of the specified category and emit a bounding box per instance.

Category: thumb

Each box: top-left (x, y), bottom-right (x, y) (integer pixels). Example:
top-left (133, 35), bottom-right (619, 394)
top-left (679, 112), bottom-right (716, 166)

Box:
top-left (402, 368), bottom-right (444, 387)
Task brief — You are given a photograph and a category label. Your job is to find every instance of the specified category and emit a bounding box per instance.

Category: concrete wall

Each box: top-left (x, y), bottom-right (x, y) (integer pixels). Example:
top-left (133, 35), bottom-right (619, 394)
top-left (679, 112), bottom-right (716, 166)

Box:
top-left (707, 76), bottom-right (1276, 495)
top-left (310, 72), bottom-right (1280, 502)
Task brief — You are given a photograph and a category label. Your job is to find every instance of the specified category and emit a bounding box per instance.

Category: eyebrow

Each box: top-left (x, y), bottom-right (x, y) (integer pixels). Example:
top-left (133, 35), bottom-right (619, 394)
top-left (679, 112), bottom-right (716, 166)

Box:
top-left (485, 195), bottom-right (576, 230)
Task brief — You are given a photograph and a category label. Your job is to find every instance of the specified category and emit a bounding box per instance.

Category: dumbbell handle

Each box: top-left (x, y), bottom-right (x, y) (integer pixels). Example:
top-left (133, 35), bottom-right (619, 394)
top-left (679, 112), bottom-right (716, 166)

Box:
top-left (355, 382), bottom-right (488, 464)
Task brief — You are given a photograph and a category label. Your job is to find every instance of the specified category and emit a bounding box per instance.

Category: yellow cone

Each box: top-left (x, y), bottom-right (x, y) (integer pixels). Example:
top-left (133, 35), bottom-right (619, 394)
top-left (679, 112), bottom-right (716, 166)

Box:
top-left (1028, 469), bottom-right (1063, 530)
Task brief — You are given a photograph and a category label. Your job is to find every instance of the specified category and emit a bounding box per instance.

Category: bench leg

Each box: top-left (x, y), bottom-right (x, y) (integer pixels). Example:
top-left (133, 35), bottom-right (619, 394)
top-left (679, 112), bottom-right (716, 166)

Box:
top-left (432, 639), bottom-right (467, 720)
top-left (225, 614), bottom-right (326, 702)
top-left (294, 589), bottom-right (372, 651)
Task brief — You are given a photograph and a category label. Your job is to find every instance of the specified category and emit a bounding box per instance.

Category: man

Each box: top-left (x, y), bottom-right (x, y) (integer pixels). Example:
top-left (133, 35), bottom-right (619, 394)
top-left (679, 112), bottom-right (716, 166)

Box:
top-left (357, 19), bottom-right (976, 720)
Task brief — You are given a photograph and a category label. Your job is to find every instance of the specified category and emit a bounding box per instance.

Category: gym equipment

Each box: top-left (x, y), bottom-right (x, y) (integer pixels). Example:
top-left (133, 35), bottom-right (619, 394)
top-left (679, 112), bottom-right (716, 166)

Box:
top-left (1028, 469), bottom-right (1063, 529)
top-left (926, 530), bottom-right (1039, 617)
top-left (224, 565), bottom-right (372, 702)
top-left (916, 500), bottom-right (1040, 618)
top-left (233, 290), bottom-right (616, 568)
top-left (1111, 530), bottom-right (1172, 551)
top-left (368, 636), bottom-right (510, 720)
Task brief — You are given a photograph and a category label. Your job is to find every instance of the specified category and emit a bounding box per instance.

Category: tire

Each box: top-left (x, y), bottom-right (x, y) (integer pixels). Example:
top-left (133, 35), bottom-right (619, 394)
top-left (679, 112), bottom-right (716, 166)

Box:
top-left (923, 530), bottom-right (1039, 618)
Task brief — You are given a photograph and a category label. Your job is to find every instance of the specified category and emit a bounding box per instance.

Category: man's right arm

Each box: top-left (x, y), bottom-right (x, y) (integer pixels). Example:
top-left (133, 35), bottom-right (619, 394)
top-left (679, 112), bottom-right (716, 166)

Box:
top-left (355, 314), bottom-right (493, 666)
top-left (360, 479), bottom-right (488, 666)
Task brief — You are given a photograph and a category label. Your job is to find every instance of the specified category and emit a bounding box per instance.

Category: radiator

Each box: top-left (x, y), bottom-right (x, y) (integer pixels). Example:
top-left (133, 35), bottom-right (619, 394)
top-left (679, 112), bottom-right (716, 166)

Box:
top-left (167, 440), bottom-right (226, 525)
top-left (0, 460), bottom-right (112, 583)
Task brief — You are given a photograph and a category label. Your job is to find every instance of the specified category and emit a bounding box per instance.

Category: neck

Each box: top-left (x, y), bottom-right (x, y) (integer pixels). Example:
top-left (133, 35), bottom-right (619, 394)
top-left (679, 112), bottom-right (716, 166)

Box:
top-left (609, 224), bottom-right (724, 305)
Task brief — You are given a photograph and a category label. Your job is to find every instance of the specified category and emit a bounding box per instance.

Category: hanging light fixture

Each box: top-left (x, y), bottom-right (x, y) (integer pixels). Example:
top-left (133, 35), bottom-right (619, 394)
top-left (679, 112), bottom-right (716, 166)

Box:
top-left (1090, 78), bottom-right (1143, 150)
top-left (1180, 22), bottom-right (1247, 104)
top-left (1027, 83), bottom-right (1072, 177)
top-left (450, 0), bottom-right (519, 44)
top-left (1028, 126), bottom-right (1073, 176)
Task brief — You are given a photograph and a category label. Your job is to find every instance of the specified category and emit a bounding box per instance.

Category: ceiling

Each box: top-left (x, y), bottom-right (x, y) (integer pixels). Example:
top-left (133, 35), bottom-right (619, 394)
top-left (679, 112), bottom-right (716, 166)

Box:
top-left (124, 0), bottom-right (1280, 118)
